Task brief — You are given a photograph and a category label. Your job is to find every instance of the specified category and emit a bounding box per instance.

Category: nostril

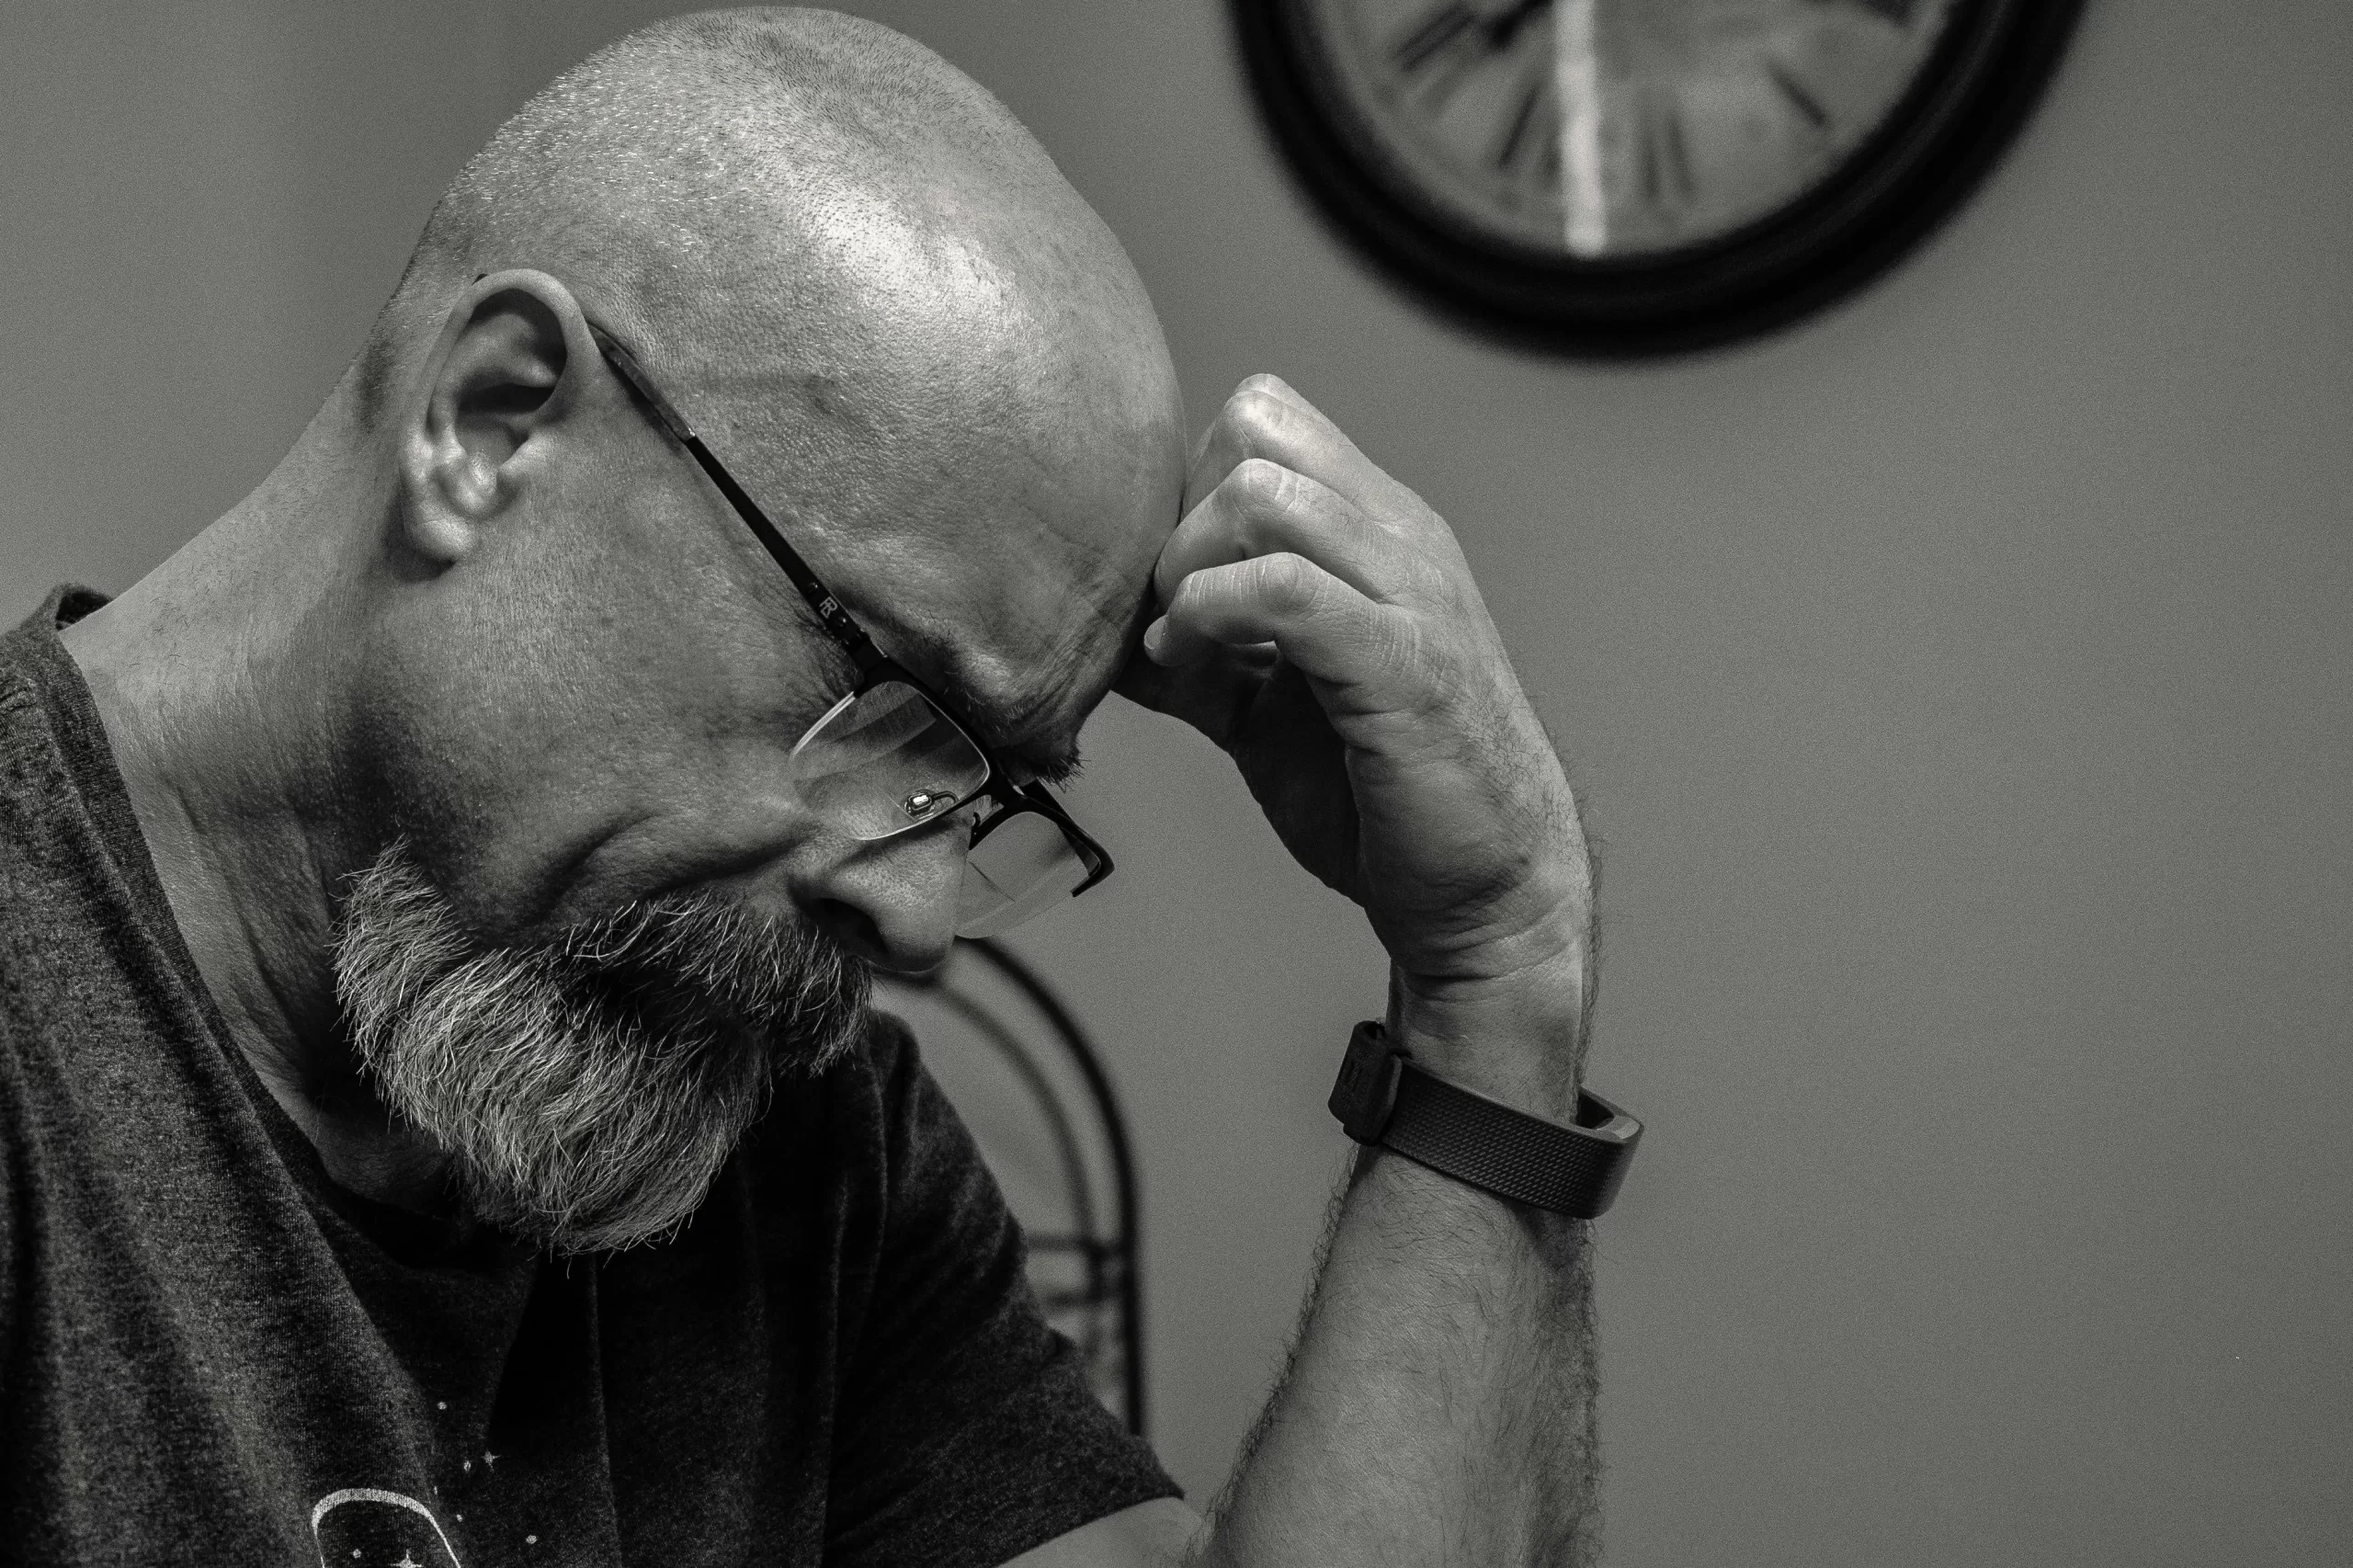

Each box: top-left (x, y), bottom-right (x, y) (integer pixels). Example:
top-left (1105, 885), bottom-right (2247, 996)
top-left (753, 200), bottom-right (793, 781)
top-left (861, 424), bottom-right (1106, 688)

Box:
top-left (810, 897), bottom-right (887, 966)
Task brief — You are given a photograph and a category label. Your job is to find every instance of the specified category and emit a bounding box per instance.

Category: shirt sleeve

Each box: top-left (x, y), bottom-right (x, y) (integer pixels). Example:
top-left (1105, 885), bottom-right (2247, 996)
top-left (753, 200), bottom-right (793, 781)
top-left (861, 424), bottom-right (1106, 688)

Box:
top-left (823, 1016), bottom-right (1178, 1568)
top-left (0, 1014), bottom-right (23, 1391)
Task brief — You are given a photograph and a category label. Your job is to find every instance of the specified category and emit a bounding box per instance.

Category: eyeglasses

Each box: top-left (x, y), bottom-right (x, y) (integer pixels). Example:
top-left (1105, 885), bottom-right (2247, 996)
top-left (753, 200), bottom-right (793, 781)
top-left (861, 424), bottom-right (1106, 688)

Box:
top-left (587, 323), bottom-right (1113, 937)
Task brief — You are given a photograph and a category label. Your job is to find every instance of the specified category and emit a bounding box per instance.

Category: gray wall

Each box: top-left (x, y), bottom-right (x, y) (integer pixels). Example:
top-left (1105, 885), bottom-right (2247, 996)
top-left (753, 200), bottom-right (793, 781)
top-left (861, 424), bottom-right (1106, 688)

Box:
top-left (6, 3), bottom-right (2347, 1562)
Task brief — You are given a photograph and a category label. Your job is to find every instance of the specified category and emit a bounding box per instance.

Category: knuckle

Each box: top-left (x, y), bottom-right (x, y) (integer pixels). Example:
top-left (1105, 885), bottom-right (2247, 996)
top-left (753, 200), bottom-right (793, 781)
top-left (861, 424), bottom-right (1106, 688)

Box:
top-left (1227, 456), bottom-right (1294, 513)
top-left (1169, 562), bottom-right (1220, 608)
top-left (1224, 386), bottom-right (1294, 444)
top-left (1402, 545), bottom-right (1457, 600)
top-left (1255, 551), bottom-right (1321, 613)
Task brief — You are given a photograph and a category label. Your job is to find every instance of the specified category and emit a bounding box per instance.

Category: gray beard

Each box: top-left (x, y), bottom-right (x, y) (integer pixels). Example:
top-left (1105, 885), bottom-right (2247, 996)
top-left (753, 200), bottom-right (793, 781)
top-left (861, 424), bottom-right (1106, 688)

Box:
top-left (330, 841), bottom-right (871, 1255)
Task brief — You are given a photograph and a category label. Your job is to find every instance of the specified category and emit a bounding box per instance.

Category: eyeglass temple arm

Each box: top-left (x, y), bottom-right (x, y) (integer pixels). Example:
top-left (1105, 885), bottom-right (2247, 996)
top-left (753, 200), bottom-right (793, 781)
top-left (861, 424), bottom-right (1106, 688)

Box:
top-left (589, 325), bottom-right (885, 674)
top-left (588, 324), bottom-right (1100, 877)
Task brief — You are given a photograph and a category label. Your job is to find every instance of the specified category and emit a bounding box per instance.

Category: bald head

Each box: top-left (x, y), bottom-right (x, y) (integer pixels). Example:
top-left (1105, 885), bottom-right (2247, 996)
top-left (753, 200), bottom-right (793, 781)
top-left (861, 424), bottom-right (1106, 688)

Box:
top-left (367, 10), bottom-right (1166, 492)
top-left (353, 7), bottom-right (1179, 737)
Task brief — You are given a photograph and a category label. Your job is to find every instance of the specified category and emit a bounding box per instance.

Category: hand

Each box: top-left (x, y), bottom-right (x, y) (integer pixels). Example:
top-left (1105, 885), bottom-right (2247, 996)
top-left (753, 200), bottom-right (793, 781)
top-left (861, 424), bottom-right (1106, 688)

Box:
top-left (1120, 376), bottom-right (1595, 1100)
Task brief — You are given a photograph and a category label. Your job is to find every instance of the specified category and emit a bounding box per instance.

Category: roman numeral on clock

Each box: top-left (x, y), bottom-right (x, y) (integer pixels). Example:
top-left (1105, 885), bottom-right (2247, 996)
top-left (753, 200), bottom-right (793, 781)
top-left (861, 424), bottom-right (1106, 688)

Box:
top-left (1767, 62), bottom-right (1831, 130)
top-left (1491, 73), bottom-right (1550, 172)
top-left (1637, 97), bottom-right (1697, 209)
top-left (1392, 3), bottom-right (1482, 74)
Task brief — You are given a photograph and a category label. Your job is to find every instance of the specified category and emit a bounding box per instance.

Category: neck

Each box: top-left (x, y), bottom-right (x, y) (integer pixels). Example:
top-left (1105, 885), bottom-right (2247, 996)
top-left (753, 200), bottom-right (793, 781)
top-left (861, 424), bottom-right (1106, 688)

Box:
top-left (59, 398), bottom-right (452, 1210)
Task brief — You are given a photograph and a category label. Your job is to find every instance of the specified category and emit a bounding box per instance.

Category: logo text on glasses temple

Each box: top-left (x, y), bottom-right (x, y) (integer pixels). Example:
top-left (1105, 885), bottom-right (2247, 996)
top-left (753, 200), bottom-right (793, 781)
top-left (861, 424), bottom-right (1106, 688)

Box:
top-left (813, 596), bottom-right (865, 643)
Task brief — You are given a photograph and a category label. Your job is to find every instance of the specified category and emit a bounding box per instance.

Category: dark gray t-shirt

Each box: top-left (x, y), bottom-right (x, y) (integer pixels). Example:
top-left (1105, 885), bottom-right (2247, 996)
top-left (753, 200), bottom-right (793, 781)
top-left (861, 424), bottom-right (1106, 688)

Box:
top-left (0, 589), bottom-right (1175, 1566)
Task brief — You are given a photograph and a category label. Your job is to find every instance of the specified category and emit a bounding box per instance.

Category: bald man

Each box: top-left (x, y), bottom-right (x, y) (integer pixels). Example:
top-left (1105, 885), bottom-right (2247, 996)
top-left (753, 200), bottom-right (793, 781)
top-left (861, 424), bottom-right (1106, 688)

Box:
top-left (0, 9), bottom-right (1610, 1566)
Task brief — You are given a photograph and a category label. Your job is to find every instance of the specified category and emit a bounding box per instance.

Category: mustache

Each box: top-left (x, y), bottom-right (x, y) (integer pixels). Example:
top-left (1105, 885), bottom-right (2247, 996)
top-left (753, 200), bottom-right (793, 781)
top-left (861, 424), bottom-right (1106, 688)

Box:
top-left (342, 858), bottom-right (870, 1058)
top-left (546, 886), bottom-right (872, 1056)
top-left (333, 842), bottom-right (871, 1254)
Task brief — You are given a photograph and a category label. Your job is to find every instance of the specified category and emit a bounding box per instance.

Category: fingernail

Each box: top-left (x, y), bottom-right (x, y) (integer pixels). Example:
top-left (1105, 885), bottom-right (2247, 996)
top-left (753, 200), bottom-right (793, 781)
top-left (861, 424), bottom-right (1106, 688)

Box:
top-left (1142, 617), bottom-right (1168, 662)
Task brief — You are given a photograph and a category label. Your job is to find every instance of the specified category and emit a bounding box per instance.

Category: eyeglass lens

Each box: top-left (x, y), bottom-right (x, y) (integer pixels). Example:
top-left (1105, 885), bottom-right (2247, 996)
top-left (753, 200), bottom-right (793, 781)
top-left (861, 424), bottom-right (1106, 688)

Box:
top-left (958, 810), bottom-right (1094, 937)
top-left (786, 678), bottom-right (1095, 937)
top-left (789, 681), bottom-right (991, 842)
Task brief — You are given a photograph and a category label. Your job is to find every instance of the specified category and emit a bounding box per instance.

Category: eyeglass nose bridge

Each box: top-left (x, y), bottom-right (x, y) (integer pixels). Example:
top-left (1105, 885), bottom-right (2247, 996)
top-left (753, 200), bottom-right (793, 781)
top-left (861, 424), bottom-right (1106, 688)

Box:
top-left (898, 787), bottom-right (962, 824)
top-left (783, 672), bottom-right (1109, 935)
top-left (852, 780), bottom-right (1001, 858)
top-left (786, 676), bottom-right (993, 844)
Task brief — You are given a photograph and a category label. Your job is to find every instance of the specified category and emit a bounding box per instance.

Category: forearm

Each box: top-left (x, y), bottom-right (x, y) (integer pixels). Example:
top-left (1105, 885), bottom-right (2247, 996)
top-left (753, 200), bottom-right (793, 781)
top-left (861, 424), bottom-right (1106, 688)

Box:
top-left (1131, 370), bottom-right (1618, 1568)
top-left (1194, 1147), bottom-right (1600, 1568)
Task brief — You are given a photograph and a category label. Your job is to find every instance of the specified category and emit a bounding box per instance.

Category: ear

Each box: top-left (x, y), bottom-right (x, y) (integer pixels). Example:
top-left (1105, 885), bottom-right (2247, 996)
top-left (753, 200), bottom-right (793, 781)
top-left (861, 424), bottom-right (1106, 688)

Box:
top-left (396, 269), bottom-right (599, 568)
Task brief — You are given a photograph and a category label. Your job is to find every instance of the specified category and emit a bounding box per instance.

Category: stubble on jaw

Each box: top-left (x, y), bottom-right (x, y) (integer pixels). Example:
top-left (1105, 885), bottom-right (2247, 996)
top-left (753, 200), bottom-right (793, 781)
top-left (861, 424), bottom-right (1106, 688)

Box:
top-left (331, 840), bottom-right (870, 1255)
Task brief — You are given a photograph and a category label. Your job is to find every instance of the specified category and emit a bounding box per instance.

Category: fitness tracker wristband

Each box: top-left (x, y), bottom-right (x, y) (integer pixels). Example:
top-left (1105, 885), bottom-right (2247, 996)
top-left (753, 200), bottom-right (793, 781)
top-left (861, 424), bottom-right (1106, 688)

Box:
top-left (1328, 1020), bottom-right (1642, 1219)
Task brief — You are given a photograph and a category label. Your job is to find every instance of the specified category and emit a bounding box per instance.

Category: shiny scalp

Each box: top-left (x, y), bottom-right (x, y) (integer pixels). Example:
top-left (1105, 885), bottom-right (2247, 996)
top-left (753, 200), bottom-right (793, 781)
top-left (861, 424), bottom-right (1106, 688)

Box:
top-left (350, 7), bottom-right (1180, 733)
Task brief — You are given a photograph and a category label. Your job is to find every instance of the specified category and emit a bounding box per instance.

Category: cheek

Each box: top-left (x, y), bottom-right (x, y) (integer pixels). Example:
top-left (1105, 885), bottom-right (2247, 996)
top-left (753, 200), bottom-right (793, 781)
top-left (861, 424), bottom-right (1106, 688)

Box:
top-left (348, 568), bottom-right (832, 944)
top-left (343, 588), bottom-right (790, 927)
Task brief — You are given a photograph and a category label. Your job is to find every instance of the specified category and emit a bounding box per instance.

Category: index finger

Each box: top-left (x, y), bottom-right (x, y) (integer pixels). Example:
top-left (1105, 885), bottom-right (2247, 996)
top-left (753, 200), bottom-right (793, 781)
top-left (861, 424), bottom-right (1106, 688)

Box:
top-left (1184, 374), bottom-right (1413, 521)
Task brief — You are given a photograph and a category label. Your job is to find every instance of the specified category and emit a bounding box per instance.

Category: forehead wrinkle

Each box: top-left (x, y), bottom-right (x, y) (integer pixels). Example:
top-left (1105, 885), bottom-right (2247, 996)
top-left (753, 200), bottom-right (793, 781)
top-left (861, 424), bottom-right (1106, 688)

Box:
top-left (735, 572), bottom-right (1082, 784)
top-left (663, 425), bottom-right (1094, 779)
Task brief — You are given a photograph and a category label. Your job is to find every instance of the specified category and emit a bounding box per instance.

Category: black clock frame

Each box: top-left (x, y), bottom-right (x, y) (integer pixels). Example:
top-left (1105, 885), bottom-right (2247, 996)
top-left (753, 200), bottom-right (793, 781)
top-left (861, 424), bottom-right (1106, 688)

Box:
top-left (1230, 0), bottom-right (2086, 356)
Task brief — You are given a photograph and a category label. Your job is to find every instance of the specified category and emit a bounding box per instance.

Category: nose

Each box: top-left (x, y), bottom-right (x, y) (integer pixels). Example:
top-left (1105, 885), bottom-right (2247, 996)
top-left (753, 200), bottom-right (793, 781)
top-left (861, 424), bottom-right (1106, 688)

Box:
top-left (801, 818), bottom-right (970, 976)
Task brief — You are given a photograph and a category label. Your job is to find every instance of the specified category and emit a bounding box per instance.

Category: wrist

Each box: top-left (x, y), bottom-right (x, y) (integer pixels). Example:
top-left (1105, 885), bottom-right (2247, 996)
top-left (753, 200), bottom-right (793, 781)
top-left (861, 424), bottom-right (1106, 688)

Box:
top-left (1331, 1017), bottom-right (1641, 1220)
top-left (1388, 944), bottom-right (1590, 1120)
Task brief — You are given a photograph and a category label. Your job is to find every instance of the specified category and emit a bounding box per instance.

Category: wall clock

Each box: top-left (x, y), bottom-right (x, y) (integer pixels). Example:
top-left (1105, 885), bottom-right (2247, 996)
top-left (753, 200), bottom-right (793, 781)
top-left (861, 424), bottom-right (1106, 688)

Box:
top-left (1231, 0), bottom-right (2085, 354)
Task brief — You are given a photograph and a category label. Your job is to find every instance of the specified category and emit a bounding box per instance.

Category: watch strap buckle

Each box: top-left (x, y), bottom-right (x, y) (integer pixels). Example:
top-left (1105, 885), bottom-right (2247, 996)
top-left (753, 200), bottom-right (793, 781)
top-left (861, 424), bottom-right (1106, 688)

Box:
top-left (1327, 1018), bottom-right (1643, 1219)
top-left (1328, 1018), bottom-right (1404, 1142)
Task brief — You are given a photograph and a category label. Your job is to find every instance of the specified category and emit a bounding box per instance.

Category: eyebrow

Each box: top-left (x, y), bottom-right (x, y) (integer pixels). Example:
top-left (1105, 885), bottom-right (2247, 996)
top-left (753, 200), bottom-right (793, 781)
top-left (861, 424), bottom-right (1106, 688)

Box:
top-left (935, 670), bottom-right (1086, 788)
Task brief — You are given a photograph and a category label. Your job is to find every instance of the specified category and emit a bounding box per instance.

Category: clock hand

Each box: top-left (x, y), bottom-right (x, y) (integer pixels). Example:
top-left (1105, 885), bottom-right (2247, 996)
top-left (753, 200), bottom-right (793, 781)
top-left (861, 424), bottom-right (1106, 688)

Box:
top-left (1553, 0), bottom-right (1607, 255)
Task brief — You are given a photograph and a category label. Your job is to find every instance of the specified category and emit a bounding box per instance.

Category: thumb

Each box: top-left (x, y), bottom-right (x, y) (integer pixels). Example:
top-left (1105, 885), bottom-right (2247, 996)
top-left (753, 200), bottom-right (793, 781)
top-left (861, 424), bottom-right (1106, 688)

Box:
top-left (1113, 642), bottom-right (1270, 753)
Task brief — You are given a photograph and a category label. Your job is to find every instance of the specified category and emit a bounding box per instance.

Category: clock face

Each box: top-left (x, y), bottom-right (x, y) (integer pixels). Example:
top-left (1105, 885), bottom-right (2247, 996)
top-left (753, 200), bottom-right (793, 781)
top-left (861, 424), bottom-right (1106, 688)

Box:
top-left (1236, 0), bottom-right (2082, 351)
top-left (1301, 0), bottom-right (1961, 259)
